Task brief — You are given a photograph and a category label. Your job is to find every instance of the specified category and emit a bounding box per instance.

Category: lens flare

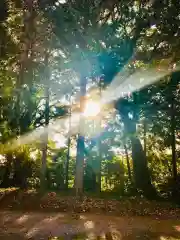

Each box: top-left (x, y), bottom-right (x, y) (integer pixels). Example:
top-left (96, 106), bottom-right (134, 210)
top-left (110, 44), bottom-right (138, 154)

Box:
top-left (2, 63), bottom-right (179, 151)
top-left (83, 100), bottom-right (101, 117)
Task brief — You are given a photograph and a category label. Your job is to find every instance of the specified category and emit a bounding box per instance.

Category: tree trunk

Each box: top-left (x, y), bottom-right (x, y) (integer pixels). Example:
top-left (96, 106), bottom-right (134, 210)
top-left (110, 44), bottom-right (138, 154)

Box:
top-left (116, 102), bottom-right (156, 198)
top-left (130, 135), bottom-right (156, 196)
top-left (65, 101), bottom-right (72, 189)
top-left (143, 118), bottom-right (147, 157)
top-left (97, 79), bottom-right (102, 193)
top-left (124, 143), bottom-right (132, 182)
top-left (75, 75), bottom-right (87, 196)
top-left (170, 96), bottom-right (177, 181)
top-left (40, 53), bottom-right (50, 191)
top-left (0, 154), bottom-right (12, 188)
top-left (16, 0), bottom-right (35, 134)
top-left (41, 133), bottom-right (48, 191)
top-left (97, 132), bottom-right (102, 193)
top-left (169, 77), bottom-right (177, 182)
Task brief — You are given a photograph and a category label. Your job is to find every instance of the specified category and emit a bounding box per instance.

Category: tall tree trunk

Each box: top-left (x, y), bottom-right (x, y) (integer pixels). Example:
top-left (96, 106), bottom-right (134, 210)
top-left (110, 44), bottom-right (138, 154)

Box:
top-left (130, 134), bottom-right (155, 196)
top-left (169, 77), bottom-right (177, 182)
top-left (124, 143), bottom-right (132, 182)
top-left (170, 95), bottom-right (177, 181)
top-left (116, 101), bottom-right (156, 198)
top-left (16, 0), bottom-right (35, 134)
top-left (65, 99), bottom-right (72, 189)
top-left (65, 137), bottom-right (71, 189)
top-left (1, 153), bottom-right (12, 188)
top-left (75, 75), bottom-right (87, 196)
top-left (97, 128), bottom-right (102, 193)
top-left (97, 79), bottom-right (102, 193)
top-left (143, 118), bottom-right (147, 157)
top-left (40, 53), bottom-right (50, 191)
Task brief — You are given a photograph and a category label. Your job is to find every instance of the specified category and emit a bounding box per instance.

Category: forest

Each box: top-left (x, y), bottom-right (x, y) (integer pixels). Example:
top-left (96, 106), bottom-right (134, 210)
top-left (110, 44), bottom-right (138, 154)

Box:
top-left (0, 1), bottom-right (180, 238)
top-left (1, 0), bottom-right (180, 238)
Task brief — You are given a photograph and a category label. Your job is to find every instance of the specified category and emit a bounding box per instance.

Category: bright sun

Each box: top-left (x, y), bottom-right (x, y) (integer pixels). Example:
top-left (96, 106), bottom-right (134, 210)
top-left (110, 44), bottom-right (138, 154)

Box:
top-left (83, 100), bottom-right (101, 117)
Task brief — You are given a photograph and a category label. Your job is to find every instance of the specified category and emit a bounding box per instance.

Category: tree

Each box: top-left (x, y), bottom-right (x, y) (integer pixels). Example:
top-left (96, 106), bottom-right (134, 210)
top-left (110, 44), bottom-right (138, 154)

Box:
top-left (1, 0), bottom-right (180, 200)
top-left (38, 0), bottom-right (178, 197)
top-left (38, 0), bottom-right (157, 197)
top-left (169, 72), bottom-right (179, 182)
top-left (40, 52), bottom-right (50, 191)
top-left (65, 96), bottom-right (72, 189)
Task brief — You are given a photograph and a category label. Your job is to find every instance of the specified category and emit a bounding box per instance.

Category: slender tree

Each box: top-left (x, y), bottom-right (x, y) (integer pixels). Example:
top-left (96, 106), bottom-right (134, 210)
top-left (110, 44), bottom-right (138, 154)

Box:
top-left (40, 51), bottom-right (50, 191)
top-left (143, 118), bottom-right (147, 157)
top-left (65, 96), bottom-right (72, 189)
top-left (96, 77), bottom-right (103, 192)
top-left (124, 143), bottom-right (132, 182)
top-left (75, 71), bottom-right (87, 196)
top-left (169, 72), bottom-right (178, 182)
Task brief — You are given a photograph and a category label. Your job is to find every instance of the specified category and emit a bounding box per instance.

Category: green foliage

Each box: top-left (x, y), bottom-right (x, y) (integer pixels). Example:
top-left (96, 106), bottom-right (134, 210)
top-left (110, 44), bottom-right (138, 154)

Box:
top-left (0, 147), bottom-right (39, 189)
top-left (0, 0), bottom-right (180, 200)
top-left (46, 162), bottom-right (65, 190)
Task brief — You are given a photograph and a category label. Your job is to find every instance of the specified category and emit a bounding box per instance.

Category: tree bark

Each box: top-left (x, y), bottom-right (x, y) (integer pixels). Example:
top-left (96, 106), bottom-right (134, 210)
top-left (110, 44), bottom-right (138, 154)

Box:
top-left (124, 143), bottom-right (132, 182)
top-left (143, 118), bottom-right (147, 157)
top-left (130, 135), bottom-right (155, 195)
top-left (40, 53), bottom-right (50, 191)
top-left (97, 129), bottom-right (102, 193)
top-left (75, 75), bottom-right (87, 196)
top-left (97, 79), bottom-right (102, 193)
top-left (65, 100), bottom-right (72, 189)
top-left (169, 77), bottom-right (177, 182)
top-left (16, 0), bottom-right (35, 134)
top-left (170, 96), bottom-right (177, 181)
top-left (0, 153), bottom-right (12, 188)
top-left (116, 101), bottom-right (157, 198)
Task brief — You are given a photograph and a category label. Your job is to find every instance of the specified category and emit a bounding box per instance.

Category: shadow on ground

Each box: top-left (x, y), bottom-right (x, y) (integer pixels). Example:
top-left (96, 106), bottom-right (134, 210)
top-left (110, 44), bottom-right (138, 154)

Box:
top-left (0, 211), bottom-right (179, 239)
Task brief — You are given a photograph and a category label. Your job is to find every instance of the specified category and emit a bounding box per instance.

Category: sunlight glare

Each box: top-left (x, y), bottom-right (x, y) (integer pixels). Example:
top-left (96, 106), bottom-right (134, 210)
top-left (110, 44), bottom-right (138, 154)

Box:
top-left (83, 100), bottom-right (101, 117)
top-left (3, 63), bottom-right (179, 152)
top-left (101, 65), bottom-right (179, 105)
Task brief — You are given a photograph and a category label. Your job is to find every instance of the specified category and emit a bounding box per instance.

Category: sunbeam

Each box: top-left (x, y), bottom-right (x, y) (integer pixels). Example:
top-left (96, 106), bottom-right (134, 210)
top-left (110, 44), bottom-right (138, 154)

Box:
top-left (1, 63), bottom-right (179, 152)
top-left (2, 113), bottom-right (80, 152)
top-left (101, 65), bottom-right (179, 104)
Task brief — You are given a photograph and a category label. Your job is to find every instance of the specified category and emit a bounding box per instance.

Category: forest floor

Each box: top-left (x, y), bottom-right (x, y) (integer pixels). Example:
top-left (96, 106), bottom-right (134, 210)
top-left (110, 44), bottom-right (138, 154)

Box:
top-left (0, 211), bottom-right (180, 239)
top-left (0, 189), bottom-right (180, 239)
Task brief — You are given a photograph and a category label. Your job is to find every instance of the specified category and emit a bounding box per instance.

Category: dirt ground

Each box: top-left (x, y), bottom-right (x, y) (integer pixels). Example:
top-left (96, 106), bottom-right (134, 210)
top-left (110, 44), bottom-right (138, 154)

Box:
top-left (0, 211), bottom-right (179, 239)
top-left (0, 190), bottom-right (180, 239)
